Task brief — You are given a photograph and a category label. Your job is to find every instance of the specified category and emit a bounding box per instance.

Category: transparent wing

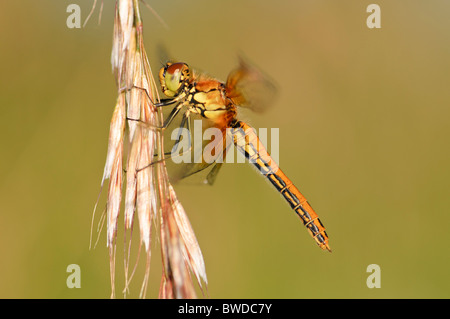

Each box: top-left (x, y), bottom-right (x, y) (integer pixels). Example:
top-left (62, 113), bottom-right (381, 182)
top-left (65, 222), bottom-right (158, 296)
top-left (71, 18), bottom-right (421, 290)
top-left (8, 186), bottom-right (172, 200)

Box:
top-left (156, 43), bottom-right (175, 69)
top-left (225, 56), bottom-right (278, 113)
top-left (162, 113), bottom-right (231, 186)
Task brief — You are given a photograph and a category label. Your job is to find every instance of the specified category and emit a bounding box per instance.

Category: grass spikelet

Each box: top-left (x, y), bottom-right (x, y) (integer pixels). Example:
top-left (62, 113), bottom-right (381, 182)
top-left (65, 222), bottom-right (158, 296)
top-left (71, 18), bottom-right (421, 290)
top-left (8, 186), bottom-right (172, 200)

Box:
top-left (169, 185), bottom-right (208, 292)
top-left (92, 0), bottom-right (207, 299)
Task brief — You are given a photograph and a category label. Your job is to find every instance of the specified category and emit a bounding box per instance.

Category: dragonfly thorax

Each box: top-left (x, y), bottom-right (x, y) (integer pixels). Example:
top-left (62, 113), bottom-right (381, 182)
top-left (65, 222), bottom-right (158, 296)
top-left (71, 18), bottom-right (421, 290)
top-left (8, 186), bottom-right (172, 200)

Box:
top-left (184, 79), bottom-right (237, 125)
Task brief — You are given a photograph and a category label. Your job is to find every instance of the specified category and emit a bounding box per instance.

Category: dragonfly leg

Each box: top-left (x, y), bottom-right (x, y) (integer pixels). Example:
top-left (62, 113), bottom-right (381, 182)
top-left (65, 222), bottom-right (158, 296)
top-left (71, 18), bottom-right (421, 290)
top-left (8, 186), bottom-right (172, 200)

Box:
top-left (204, 138), bottom-right (233, 185)
top-left (118, 84), bottom-right (156, 104)
top-left (154, 92), bottom-right (187, 107)
top-left (155, 98), bottom-right (179, 107)
top-left (126, 101), bottom-right (185, 131)
top-left (135, 111), bottom-right (193, 173)
top-left (126, 117), bottom-right (163, 130)
top-left (170, 110), bottom-right (191, 155)
top-left (151, 109), bottom-right (190, 158)
top-left (205, 163), bottom-right (223, 185)
top-left (118, 84), bottom-right (185, 108)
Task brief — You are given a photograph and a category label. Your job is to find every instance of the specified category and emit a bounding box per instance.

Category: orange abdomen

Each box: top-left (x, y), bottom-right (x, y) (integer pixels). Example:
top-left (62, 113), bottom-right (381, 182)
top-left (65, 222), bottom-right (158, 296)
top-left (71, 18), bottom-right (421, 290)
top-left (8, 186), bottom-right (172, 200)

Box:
top-left (231, 120), bottom-right (331, 251)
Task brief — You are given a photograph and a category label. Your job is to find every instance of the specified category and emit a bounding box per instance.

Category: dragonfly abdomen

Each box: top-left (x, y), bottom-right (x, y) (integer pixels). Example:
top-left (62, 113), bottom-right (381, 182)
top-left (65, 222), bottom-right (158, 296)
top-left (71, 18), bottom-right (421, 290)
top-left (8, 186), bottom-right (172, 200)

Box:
top-left (270, 170), bottom-right (330, 252)
top-left (231, 120), bottom-right (331, 252)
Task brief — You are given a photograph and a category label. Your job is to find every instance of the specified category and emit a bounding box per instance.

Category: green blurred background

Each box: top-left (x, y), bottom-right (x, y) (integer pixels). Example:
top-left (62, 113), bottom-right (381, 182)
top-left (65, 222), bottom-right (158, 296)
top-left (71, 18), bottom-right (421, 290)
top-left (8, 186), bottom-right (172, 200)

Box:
top-left (1, 0), bottom-right (450, 298)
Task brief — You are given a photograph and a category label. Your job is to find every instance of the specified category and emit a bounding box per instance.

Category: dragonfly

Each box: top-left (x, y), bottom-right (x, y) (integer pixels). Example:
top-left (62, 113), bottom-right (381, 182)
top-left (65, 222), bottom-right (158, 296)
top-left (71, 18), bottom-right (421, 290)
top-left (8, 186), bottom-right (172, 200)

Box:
top-left (134, 58), bottom-right (331, 252)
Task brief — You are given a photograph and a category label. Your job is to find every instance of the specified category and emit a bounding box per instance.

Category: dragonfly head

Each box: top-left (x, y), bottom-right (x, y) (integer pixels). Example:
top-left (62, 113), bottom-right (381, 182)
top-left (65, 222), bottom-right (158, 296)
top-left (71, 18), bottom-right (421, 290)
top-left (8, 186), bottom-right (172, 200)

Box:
top-left (159, 62), bottom-right (190, 97)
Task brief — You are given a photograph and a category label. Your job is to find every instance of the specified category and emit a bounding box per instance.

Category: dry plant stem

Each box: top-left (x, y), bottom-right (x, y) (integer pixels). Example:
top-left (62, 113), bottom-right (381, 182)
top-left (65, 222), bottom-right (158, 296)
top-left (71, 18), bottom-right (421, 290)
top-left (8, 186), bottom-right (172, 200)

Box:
top-left (94, 0), bottom-right (207, 299)
top-left (136, 0), bottom-right (204, 299)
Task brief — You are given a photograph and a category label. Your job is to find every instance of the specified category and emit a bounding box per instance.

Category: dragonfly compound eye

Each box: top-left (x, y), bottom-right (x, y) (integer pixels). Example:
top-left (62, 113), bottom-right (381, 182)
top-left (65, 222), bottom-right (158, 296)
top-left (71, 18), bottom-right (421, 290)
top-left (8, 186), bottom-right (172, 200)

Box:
top-left (162, 62), bottom-right (189, 96)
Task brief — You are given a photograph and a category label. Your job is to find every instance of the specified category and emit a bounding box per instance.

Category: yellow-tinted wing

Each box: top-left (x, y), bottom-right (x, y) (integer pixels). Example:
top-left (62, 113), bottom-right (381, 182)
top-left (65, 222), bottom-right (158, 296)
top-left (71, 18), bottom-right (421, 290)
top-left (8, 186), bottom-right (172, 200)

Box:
top-left (225, 57), bottom-right (277, 113)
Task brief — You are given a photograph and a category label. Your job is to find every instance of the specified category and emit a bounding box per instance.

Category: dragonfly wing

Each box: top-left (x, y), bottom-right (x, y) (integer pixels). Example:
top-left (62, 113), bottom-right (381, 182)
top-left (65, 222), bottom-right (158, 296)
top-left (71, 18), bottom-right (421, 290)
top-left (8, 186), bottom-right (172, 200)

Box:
top-left (164, 115), bottom-right (231, 185)
top-left (205, 162), bottom-right (223, 186)
top-left (225, 56), bottom-right (277, 113)
top-left (156, 43), bottom-right (172, 67)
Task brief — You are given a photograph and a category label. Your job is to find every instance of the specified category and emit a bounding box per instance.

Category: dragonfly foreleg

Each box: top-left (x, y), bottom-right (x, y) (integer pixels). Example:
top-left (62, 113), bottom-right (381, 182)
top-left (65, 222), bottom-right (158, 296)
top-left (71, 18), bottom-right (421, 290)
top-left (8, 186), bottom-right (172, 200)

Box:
top-left (118, 84), bottom-right (155, 104)
top-left (126, 101), bottom-right (185, 131)
top-left (155, 98), bottom-right (178, 107)
top-left (118, 83), bottom-right (185, 108)
top-left (126, 117), bottom-right (164, 130)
